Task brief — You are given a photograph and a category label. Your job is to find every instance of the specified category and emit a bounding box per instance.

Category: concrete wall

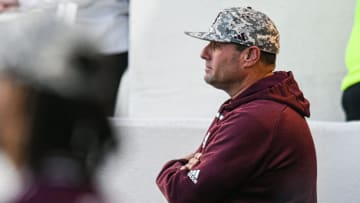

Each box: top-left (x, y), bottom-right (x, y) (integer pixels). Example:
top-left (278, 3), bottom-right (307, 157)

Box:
top-left (117, 0), bottom-right (357, 121)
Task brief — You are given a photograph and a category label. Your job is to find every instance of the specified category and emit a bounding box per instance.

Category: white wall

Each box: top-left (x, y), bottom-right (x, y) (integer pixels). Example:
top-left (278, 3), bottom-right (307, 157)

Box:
top-left (119, 0), bottom-right (357, 121)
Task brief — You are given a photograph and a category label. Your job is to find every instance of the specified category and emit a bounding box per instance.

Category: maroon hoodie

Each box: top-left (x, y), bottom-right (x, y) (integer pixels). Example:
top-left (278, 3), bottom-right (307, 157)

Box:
top-left (156, 71), bottom-right (317, 203)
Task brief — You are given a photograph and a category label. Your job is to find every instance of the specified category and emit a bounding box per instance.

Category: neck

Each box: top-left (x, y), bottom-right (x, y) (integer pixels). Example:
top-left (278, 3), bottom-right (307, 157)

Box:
top-left (229, 71), bottom-right (274, 98)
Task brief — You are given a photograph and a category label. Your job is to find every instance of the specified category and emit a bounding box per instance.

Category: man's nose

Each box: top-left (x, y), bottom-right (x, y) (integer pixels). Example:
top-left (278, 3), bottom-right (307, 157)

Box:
top-left (200, 43), bottom-right (210, 60)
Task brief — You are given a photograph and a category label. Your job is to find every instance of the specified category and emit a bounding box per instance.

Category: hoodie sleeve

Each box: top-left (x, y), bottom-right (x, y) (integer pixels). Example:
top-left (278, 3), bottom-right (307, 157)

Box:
top-left (156, 112), bottom-right (274, 203)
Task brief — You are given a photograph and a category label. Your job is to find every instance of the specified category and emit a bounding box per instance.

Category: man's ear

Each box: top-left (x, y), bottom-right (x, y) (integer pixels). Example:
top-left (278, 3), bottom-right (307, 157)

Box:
top-left (243, 46), bottom-right (261, 67)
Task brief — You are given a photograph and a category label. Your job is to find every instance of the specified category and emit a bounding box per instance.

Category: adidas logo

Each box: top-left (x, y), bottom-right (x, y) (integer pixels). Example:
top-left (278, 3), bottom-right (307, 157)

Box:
top-left (187, 169), bottom-right (200, 184)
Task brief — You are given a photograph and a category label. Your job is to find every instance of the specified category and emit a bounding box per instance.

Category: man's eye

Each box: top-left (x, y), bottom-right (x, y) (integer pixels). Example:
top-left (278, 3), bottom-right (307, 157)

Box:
top-left (210, 42), bottom-right (220, 49)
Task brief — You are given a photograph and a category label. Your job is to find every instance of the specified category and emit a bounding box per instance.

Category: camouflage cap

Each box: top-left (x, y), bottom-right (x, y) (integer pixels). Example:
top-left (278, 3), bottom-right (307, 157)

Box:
top-left (185, 7), bottom-right (280, 54)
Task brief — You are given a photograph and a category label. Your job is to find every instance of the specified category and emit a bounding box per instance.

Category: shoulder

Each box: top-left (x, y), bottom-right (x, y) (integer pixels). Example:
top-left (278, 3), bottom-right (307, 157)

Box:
top-left (229, 99), bottom-right (287, 122)
top-left (224, 99), bottom-right (306, 136)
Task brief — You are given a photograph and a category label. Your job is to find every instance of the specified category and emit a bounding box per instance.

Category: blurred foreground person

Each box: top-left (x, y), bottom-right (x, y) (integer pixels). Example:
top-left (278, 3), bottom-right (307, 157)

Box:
top-left (0, 14), bottom-right (117, 203)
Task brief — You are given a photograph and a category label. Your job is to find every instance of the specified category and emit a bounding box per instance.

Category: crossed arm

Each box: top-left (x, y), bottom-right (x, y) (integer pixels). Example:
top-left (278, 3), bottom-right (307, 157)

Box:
top-left (156, 114), bottom-right (272, 203)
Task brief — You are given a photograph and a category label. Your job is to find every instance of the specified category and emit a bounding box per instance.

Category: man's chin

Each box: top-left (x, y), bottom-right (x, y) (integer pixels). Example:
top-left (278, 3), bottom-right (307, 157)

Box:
top-left (204, 77), bottom-right (215, 86)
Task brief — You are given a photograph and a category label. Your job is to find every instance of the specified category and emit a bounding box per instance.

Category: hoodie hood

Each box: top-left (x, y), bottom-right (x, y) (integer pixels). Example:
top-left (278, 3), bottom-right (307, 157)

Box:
top-left (221, 71), bottom-right (310, 117)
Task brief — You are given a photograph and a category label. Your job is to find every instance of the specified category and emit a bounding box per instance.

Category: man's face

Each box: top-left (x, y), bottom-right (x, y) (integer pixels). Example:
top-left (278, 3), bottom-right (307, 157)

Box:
top-left (200, 41), bottom-right (245, 91)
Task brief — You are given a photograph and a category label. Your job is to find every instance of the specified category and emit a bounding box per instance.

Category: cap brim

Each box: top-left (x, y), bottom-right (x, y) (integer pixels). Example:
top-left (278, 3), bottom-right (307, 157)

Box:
top-left (184, 31), bottom-right (229, 43)
top-left (184, 31), bottom-right (208, 40)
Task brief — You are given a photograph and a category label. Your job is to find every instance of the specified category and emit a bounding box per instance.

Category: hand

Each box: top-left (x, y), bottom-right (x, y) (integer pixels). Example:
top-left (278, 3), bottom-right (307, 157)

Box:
top-left (0, 0), bottom-right (19, 12)
top-left (180, 152), bottom-right (202, 170)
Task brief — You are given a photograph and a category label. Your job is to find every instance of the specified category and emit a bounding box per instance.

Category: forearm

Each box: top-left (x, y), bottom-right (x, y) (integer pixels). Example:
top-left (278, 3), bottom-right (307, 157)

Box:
top-left (156, 159), bottom-right (194, 203)
top-left (155, 114), bottom-right (272, 203)
top-left (156, 152), bottom-right (224, 203)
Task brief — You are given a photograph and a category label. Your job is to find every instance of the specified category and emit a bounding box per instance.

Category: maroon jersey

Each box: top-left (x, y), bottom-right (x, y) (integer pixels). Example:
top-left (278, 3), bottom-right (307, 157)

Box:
top-left (157, 71), bottom-right (317, 203)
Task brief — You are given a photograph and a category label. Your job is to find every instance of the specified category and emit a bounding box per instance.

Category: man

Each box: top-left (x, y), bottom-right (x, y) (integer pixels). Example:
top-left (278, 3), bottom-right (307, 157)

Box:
top-left (156, 7), bottom-right (317, 203)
